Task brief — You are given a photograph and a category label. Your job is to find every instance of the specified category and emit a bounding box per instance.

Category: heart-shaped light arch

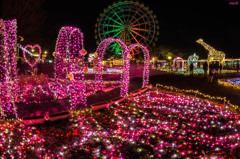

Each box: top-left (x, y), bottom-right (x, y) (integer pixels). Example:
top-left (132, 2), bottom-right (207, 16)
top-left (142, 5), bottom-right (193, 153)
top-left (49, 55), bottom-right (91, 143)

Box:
top-left (23, 44), bottom-right (42, 68)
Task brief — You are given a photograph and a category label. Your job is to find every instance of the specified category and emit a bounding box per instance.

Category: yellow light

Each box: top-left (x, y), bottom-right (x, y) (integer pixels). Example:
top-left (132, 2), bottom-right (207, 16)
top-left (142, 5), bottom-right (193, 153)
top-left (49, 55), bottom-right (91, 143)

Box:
top-left (168, 56), bottom-right (172, 60)
top-left (31, 49), bottom-right (34, 52)
top-left (44, 51), bottom-right (48, 54)
top-left (196, 38), bottom-right (225, 63)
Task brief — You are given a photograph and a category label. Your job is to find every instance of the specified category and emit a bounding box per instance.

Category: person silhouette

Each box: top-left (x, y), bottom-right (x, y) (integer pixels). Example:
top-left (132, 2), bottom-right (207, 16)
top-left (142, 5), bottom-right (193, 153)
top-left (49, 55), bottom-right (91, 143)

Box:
top-left (189, 63), bottom-right (194, 76)
top-left (203, 61), bottom-right (208, 77)
top-left (208, 62), bottom-right (215, 83)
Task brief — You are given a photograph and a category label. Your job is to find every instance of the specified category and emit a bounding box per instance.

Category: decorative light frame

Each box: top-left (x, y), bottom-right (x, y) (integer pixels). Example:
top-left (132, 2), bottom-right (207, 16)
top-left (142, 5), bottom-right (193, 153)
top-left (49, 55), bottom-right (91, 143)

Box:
top-left (95, 39), bottom-right (150, 96)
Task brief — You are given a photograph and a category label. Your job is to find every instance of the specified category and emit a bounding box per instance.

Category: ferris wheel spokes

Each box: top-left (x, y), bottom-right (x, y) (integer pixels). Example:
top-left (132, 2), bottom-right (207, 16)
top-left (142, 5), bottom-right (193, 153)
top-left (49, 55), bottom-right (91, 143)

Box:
top-left (95, 1), bottom-right (159, 55)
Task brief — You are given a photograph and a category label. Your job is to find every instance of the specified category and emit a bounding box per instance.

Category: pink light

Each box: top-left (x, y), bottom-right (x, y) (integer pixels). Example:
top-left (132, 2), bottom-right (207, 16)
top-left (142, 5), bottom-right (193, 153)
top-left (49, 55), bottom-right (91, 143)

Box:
top-left (95, 38), bottom-right (129, 97)
top-left (172, 56), bottom-right (184, 71)
top-left (54, 26), bottom-right (86, 109)
top-left (23, 44), bottom-right (42, 68)
top-left (0, 19), bottom-right (18, 119)
top-left (128, 43), bottom-right (150, 87)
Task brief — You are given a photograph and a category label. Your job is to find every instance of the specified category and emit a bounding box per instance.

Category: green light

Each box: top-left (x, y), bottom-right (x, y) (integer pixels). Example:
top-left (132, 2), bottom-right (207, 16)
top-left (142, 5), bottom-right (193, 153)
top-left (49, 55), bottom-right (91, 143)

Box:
top-left (104, 28), bottom-right (122, 35)
top-left (104, 15), bottom-right (123, 26)
top-left (112, 30), bottom-right (122, 38)
top-left (114, 11), bottom-right (124, 24)
top-left (107, 43), bottom-right (122, 55)
top-left (99, 24), bottom-right (122, 28)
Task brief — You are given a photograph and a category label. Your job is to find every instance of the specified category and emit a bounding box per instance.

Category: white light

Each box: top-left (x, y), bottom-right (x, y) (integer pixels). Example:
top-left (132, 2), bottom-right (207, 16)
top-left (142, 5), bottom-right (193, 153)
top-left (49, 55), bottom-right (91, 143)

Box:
top-left (18, 44), bottom-right (44, 62)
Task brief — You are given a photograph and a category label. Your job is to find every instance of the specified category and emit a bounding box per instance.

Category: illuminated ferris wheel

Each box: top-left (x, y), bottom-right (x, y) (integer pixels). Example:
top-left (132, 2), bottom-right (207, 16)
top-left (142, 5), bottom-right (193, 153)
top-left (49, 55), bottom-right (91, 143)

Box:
top-left (95, 1), bottom-right (159, 55)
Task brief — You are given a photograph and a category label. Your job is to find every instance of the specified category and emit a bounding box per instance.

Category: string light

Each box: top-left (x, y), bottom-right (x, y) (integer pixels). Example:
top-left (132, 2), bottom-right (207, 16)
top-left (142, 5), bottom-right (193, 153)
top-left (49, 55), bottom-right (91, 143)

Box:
top-left (18, 44), bottom-right (44, 64)
top-left (196, 38), bottom-right (225, 63)
top-left (218, 78), bottom-right (240, 90)
top-left (128, 43), bottom-right (150, 87)
top-left (0, 19), bottom-right (18, 119)
top-left (95, 38), bottom-right (129, 97)
top-left (172, 56), bottom-right (184, 71)
top-left (1, 18), bottom-right (238, 158)
top-left (96, 39), bottom-right (150, 96)
top-left (156, 83), bottom-right (240, 112)
top-left (54, 26), bottom-right (86, 109)
top-left (0, 88), bottom-right (239, 158)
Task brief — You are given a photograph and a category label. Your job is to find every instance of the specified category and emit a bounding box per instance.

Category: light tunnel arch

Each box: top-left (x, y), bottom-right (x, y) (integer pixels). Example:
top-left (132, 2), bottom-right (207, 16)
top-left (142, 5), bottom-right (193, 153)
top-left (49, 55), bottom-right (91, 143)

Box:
top-left (172, 56), bottom-right (184, 72)
top-left (128, 43), bottom-right (150, 87)
top-left (54, 26), bottom-right (84, 79)
top-left (95, 38), bottom-right (130, 97)
top-left (54, 26), bottom-right (86, 109)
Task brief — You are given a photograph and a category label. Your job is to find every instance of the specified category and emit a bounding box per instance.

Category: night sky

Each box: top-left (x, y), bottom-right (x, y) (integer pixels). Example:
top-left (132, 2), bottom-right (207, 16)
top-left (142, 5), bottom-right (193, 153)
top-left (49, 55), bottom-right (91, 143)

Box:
top-left (1, 0), bottom-right (240, 58)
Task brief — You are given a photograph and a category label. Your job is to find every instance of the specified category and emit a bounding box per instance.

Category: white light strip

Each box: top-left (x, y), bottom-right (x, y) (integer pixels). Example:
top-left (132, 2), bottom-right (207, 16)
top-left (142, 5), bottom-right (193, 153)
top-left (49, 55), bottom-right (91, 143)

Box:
top-left (18, 44), bottom-right (44, 62)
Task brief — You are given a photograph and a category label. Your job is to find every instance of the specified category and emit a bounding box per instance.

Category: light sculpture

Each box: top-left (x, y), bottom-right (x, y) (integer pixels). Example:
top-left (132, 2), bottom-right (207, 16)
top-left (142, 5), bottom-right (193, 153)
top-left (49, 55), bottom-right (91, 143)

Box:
top-left (188, 53), bottom-right (199, 65)
top-left (0, 19), bottom-right (18, 119)
top-left (128, 43), bottom-right (150, 87)
top-left (196, 38), bottom-right (225, 64)
top-left (23, 44), bottom-right (42, 68)
top-left (18, 44), bottom-right (44, 62)
top-left (172, 56), bottom-right (184, 71)
top-left (95, 38), bottom-right (129, 97)
top-left (54, 26), bottom-right (86, 109)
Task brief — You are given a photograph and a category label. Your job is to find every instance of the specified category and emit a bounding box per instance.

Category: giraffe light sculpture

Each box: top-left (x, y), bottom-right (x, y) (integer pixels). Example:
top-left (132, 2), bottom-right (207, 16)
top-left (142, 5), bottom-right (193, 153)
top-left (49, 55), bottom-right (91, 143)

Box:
top-left (196, 38), bottom-right (225, 64)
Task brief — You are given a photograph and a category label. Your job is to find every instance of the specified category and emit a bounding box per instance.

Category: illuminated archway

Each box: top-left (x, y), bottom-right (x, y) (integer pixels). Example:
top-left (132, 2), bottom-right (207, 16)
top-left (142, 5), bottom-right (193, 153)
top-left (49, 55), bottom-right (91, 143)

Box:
top-left (0, 19), bottom-right (18, 119)
top-left (54, 26), bottom-right (86, 109)
top-left (55, 26), bottom-right (84, 79)
top-left (96, 38), bottom-right (129, 97)
top-left (128, 43), bottom-right (150, 87)
top-left (172, 56), bottom-right (184, 71)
